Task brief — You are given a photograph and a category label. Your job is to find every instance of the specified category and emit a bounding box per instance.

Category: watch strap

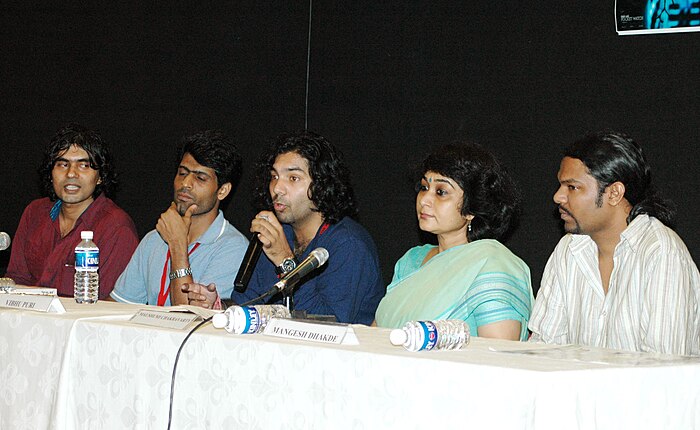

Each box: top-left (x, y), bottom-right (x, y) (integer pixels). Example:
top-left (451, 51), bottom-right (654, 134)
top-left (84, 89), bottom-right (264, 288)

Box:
top-left (169, 267), bottom-right (193, 280)
top-left (275, 257), bottom-right (298, 276)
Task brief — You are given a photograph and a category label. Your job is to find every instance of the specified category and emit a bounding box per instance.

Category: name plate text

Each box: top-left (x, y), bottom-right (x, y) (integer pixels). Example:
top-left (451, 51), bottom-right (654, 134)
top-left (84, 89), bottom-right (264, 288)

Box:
top-left (130, 309), bottom-right (201, 330)
top-left (0, 293), bottom-right (65, 313)
top-left (264, 318), bottom-right (357, 345)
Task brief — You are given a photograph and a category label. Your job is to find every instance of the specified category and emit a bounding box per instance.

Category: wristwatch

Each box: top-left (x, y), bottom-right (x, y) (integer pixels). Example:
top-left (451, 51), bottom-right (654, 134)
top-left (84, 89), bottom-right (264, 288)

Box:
top-left (169, 267), bottom-right (193, 280)
top-left (275, 257), bottom-right (297, 276)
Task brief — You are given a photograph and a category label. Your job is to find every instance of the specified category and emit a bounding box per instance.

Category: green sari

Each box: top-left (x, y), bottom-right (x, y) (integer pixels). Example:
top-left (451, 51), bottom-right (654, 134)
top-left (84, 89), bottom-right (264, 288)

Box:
top-left (375, 239), bottom-right (533, 340)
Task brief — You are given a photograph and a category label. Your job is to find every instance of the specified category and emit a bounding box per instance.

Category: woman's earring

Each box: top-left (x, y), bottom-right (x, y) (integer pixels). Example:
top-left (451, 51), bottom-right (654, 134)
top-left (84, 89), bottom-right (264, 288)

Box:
top-left (468, 222), bottom-right (472, 233)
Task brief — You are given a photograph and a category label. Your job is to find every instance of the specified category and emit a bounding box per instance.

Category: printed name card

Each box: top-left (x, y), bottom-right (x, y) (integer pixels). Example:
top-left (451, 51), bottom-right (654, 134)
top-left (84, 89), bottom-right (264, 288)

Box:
top-left (263, 318), bottom-right (358, 345)
top-left (130, 309), bottom-right (201, 330)
top-left (0, 291), bottom-right (65, 314)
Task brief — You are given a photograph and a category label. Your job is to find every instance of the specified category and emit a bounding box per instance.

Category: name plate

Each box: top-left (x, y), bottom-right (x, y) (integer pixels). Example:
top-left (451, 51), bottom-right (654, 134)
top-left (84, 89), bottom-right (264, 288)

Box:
top-left (130, 309), bottom-right (201, 330)
top-left (0, 293), bottom-right (66, 313)
top-left (263, 318), bottom-right (358, 345)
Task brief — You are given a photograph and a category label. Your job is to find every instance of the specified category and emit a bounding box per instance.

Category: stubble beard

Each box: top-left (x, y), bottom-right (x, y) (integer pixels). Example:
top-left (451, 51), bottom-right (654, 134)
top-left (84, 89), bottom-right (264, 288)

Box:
top-left (176, 202), bottom-right (191, 216)
top-left (274, 209), bottom-right (293, 225)
top-left (564, 218), bottom-right (582, 235)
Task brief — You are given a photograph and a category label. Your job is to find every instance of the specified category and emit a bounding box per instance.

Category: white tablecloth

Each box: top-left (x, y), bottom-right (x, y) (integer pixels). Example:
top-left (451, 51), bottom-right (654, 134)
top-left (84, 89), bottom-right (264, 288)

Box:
top-left (2, 299), bottom-right (700, 429)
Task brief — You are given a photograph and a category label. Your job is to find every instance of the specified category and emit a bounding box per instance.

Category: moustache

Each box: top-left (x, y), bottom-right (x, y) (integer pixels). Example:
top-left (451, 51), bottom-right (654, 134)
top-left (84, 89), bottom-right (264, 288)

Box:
top-left (176, 188), bottom-right (194, 198)
top-left (558, 206), bottom-right (574, 217)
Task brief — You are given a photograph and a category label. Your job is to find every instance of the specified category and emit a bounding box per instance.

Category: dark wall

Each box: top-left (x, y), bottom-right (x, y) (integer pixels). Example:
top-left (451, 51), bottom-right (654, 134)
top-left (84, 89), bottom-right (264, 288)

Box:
top-left (2, 2), bottom-right (699, 294)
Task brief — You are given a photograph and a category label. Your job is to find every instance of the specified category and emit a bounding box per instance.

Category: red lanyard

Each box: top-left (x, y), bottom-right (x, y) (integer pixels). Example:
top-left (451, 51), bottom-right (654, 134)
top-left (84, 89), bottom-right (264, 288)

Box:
top-left (319, 222), bottom-right (330, 236)
top-left (158, 243), bottom-right (201, 306)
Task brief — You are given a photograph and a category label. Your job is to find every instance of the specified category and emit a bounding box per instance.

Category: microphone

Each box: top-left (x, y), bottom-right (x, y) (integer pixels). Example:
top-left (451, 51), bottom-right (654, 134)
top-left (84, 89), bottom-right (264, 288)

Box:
top-left (273, 247), bottom-right (329, 292)
top-left (0, 232), bottom-right (10, 251)
top-left (233, 234), bottom-right (263, 293)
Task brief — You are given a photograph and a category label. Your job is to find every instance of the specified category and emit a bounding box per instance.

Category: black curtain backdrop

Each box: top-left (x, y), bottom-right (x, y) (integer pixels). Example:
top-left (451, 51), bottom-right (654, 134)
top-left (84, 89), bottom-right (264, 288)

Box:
top-left (1, 2), bottom-right (699, 295)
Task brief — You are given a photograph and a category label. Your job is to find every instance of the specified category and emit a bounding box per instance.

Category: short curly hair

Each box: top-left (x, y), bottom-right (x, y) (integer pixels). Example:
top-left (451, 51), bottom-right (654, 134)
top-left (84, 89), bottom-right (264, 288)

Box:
top-left (39, 123), bottom-right (117, 200)
top-left (420, 142), bottom-right (520, 241)
top-left (252, 130), bottom-right (358, 224)
top-left (177, 130), bottom-right (242, 189)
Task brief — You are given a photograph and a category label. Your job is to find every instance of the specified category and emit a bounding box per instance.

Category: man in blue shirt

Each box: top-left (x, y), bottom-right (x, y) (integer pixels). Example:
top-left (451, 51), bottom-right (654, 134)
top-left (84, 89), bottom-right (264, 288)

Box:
top-left (110, 130), bottom-right (248, 306)
top-left (184, 130), bottom-right (384, 324)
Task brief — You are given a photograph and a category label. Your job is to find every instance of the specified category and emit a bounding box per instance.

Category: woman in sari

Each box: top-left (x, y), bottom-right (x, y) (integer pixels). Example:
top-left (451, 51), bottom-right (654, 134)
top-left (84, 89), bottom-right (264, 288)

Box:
top-left (374, 143), bottom-right (533, 340)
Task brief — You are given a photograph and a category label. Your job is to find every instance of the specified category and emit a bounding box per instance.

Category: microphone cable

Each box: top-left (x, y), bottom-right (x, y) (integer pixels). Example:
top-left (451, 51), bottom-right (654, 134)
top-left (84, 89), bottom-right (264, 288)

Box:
top-left (166, 315), bottom-right (213, 430)
top-left (240, 287), bottom-right (279, 306)
top-left (166, 286), bottom-right (278, 428)
top-left (167, 244), bottom-right (329, 425)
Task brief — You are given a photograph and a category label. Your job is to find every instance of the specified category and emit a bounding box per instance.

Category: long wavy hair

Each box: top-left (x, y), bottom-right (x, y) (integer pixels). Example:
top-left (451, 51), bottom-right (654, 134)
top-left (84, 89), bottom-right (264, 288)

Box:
top-left (252, 130), bottom-right (358, 224)
top-left (39, 123), bottom-right (117, 200)
top-left (420, 142), bottom-right (520, 242)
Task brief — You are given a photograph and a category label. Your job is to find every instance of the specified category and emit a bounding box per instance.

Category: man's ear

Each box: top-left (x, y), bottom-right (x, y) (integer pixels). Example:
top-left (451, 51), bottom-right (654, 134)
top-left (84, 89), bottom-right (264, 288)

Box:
top-left (217, 182), bottom-right (232, 201)
top-left (606, 181), bottom-right (626, 206)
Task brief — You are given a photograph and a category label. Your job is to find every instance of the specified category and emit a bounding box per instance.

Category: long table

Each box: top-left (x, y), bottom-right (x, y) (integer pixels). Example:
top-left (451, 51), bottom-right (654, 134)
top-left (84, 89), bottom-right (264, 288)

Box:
top-left (1, 298), bottom-right (700, 429)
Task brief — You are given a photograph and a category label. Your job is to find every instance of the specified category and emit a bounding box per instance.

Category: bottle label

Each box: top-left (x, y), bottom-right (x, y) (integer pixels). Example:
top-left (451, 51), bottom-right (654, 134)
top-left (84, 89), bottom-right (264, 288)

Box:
top-left (75, 250), bottom-right (99, 271)
top-left (241, 306), bottom-right (262, 334)
top-left (418, 321), bottom-right (438, 351)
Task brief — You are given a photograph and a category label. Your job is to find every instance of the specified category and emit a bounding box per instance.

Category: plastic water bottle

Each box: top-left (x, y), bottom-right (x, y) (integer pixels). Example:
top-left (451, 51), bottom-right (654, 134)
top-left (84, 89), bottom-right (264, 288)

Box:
top-left (74, 230), bottom-right (99, 304)
top-left (390, 320), bottom-right (470, 352)
top-left (0, 277), bottom-right (15, 292)
top-left (212, 305), bottom-right (291, 334)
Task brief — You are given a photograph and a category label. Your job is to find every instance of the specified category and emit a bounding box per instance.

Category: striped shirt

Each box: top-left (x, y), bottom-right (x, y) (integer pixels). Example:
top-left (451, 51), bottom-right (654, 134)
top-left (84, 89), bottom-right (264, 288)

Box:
top-left (529, 215), bottom-right (700, 356)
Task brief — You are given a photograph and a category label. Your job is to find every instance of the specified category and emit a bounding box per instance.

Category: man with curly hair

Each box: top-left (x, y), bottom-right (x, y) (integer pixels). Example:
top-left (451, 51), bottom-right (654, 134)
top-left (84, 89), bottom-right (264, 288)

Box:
top-left (185, 130), bottom-right (384, 324)
top-left (5, 123), bottom-right (138, 298)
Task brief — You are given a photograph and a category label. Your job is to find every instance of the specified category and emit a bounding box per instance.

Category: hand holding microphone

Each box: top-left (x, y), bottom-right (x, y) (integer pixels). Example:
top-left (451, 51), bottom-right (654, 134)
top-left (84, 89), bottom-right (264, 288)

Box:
top-left (232, 211), bottom-right (329, 304)
top-left (251, 211), bottom-right (295, 263)
top-left (228, 243), bottom-right (329, 307)
top-left (234, 212), bottom-right (288, 294)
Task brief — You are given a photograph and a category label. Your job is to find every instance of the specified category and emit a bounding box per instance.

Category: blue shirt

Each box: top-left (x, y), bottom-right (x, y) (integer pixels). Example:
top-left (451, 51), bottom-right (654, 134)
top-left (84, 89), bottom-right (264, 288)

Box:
top-left (232, 217), bottom-right (384, 324)
top-left (111, 211), bottom-right (248, 305)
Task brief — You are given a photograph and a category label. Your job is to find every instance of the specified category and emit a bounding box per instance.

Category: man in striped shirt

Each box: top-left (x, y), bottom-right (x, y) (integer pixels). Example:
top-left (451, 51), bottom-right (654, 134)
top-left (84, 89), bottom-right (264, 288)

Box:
top-left (529, 131), bottom-right (700, 355)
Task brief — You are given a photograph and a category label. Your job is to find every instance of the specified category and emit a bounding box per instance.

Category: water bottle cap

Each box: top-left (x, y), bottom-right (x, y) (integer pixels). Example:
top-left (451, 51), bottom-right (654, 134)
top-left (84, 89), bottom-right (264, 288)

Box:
top-left (81, 231), bottom-right (94, 240)
top-left (389, 328), bottom-right (408, 346)
top-left (212, 312), bottom-right (229, 329)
